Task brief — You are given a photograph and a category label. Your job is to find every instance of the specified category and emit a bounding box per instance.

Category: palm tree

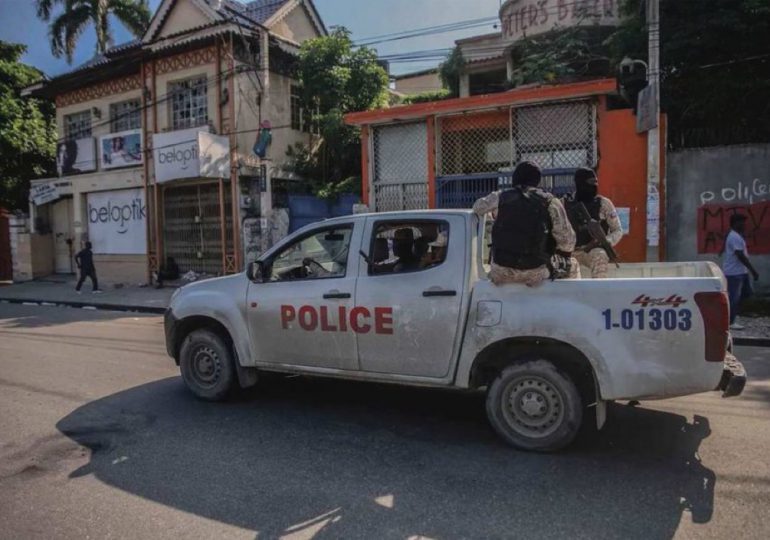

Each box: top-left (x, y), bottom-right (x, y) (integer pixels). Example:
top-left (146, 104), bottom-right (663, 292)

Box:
top-left (35, 0), bottom-right (151, 63)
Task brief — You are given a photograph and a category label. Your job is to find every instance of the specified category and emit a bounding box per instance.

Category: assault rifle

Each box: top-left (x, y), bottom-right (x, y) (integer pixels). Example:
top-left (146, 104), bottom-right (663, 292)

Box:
top-left (572, 202), bottom-right (620, 268)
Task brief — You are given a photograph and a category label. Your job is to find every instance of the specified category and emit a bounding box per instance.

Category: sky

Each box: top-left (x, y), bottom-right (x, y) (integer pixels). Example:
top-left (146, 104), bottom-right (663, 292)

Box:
top-left (0, 0), bottom-right (503, 77)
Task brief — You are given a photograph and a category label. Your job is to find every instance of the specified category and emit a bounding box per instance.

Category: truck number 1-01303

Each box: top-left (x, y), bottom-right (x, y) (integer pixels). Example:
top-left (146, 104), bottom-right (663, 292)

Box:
top-left (602, 308), bottom-right (692, 331)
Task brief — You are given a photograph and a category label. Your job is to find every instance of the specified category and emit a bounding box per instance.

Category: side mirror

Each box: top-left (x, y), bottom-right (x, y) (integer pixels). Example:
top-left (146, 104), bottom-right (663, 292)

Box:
top-left (247, 261), bottom-right (265, 283)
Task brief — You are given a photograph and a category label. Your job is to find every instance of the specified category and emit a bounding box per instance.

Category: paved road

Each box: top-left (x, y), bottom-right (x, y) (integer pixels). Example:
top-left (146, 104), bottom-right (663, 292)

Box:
top-left (1, 303), bottom-right (769, 540)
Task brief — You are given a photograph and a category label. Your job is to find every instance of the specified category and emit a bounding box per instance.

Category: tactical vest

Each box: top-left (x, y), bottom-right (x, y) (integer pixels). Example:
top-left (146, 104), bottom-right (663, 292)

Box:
top-left (565, 196), bottom-right (609, 247)
top-left (491, 187), bottom-right (553, 270)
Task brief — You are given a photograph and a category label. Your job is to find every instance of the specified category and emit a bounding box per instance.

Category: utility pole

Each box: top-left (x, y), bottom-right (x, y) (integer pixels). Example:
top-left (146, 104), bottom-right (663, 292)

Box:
top-left (646, 0), bottom-right (661, 261)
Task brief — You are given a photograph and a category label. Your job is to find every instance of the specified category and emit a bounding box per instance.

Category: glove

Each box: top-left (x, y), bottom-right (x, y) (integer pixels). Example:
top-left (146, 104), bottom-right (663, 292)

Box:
top-left (550, 253), bottom-right (572, 280)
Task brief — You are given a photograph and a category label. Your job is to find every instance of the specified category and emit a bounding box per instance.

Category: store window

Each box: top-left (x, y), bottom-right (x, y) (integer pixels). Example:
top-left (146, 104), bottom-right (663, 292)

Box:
top-left (110, 100), bottom-right (141, 132)
top-left (64, 110), bottom-right (92, 141)
top-left (170, 76), bottom-right (208, 130)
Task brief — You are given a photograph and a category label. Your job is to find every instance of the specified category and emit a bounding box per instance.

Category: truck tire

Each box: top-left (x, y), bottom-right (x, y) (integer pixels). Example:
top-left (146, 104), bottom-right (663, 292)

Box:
top-left (486, 359), bottom-right (583, 452)
top-left (179, 329), bottom-right (236, 401)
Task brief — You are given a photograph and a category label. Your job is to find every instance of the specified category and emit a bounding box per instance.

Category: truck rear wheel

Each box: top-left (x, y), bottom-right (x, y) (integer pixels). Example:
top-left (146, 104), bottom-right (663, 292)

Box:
top-left (179, 329), bottom-right (236, 401)
top-left (486, 359), bottom-right (583, 452)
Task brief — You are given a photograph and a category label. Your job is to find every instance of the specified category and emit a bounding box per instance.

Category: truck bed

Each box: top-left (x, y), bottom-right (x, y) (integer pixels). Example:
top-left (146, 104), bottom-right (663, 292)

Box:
top-left (605, 261), bottom-right (723, 280)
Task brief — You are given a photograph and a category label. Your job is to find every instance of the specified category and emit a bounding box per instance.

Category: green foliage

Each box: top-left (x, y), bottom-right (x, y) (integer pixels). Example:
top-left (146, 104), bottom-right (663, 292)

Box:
top-left (402, 89), bottom-right (452, 105)
top-left (439, 46), bottom-right (463, 97)
top-left (0, 41), bottom-right (56, 210)
top-left (289, 27), bottom-right (389, 198)
top-left (509, 26), bottom-right (612, 87)
top-left (609, 0), bottom-right (770, 148)
top-left (35, 0), bottom-right (151, 63)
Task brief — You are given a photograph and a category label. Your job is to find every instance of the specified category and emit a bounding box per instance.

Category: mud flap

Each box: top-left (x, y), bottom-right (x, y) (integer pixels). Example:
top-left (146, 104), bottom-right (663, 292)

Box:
top-left (594, 400), bottom-right (607, 430)
top-left (717, 353), bottom-right (746, 398)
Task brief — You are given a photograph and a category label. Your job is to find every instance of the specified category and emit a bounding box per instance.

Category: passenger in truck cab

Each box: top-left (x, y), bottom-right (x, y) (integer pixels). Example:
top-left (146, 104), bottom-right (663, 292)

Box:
top-left (392, 228), bottom-right (421, 272)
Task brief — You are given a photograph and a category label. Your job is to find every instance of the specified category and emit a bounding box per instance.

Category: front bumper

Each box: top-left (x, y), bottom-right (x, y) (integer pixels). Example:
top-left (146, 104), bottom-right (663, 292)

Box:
top-left (718, 352), bottom-right (747, 397)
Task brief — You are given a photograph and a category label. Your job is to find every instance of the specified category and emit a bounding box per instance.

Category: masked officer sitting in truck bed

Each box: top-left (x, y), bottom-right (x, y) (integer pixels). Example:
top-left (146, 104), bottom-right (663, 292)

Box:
top-left (563, 167), bottom-right (623, 279)
top-left (472, 161), bottom-right (577, 287)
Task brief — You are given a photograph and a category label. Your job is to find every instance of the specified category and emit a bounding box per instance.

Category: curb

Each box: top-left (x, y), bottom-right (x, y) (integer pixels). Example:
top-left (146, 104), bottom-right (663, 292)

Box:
top-left (0, 297), bottom-right (166, 315)
top-left (733, 336), bottom-right (770, 347)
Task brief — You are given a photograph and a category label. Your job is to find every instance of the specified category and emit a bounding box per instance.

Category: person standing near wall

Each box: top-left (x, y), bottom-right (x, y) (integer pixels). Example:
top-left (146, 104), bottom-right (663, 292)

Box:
top-left (723, 214), bottom-right (759, 330)
top-left (75, 241), bottom-right (102, 294)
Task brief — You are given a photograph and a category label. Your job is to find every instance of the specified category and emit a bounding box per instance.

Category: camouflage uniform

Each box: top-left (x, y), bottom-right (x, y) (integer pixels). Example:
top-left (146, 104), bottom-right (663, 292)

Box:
top-left (574, 196), bottom-right (623, 279)
top-left (473, 189), bottom-right (578, 287)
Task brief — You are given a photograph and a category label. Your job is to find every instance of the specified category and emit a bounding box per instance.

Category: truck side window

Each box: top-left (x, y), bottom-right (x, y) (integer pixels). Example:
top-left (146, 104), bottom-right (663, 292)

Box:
top-left (369, 221), bottom-right (449, 275)
top-left (268, 226), bottom-right (352, 282)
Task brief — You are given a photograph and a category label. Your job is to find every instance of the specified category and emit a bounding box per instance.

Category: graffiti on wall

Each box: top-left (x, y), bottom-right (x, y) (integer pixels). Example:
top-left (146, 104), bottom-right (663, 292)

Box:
top-left (697, 178), bottom-right (770, 254)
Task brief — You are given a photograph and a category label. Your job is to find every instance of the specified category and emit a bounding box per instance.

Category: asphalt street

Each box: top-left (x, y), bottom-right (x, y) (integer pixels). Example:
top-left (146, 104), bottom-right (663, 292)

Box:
top-left (0, 303), bottom-right (769, 540)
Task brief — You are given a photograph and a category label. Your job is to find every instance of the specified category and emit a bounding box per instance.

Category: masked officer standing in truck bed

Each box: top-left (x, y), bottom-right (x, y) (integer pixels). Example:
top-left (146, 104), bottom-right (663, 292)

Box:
top-left (564, 167), bottom-right (623, 279)
top-left (472, 161), bottom-right (577, 287)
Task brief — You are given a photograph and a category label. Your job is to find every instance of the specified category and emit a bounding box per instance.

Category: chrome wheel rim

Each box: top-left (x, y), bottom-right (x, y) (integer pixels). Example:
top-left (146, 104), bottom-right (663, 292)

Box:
top-left (501, 375), bottom-right (564, 439)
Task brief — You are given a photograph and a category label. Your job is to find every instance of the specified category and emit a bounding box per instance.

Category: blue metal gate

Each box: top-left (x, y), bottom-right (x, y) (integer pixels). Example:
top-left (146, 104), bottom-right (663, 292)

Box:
top-left (436, 168), bottom-right (577, 209)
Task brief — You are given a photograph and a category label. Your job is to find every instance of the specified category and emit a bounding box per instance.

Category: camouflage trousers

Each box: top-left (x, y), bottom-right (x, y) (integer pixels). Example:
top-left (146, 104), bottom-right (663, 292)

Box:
top-left (575, 248), bottom-right (610, 279)
top-left (488, 259), bottom-right (581, 286)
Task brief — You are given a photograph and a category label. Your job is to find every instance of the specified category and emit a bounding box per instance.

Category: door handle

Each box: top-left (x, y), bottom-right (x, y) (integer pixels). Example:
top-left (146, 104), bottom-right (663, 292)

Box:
top-left (422, 289), bottom-right (457, 297)
top-left (323, 292), bottom-right (351, 299)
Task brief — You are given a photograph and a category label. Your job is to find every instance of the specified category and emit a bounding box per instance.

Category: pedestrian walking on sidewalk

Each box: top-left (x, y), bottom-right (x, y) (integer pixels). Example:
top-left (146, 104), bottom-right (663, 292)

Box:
top-left (75, 241), bottom-right (101, 294)
top-left (722, 214), bottom-right (759, 330)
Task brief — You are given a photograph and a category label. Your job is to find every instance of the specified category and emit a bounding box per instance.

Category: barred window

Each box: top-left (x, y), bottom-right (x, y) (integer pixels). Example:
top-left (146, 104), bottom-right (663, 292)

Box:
top-left (170, 76), bottom-right (208, 130)
top-left (64, 110), bottom-right (91, 141)
top-left (110, 100), bottom-right (141, 132)
top-left (291, 85), bottom-right (303, 131)
top-left (290, 85), bottom-right (319, 134)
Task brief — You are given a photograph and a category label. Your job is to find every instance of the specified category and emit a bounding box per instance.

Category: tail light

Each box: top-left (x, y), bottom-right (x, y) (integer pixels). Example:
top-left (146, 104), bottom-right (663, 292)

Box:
top-left (695, 292), bottom-right (729, 362)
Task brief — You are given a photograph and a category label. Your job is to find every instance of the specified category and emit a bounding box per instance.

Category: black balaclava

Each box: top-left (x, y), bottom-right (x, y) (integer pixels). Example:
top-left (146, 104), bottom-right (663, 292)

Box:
top-left (512, 161), bottom-right (542, 187)
top-left (574, 167), bottom-right (598, 202)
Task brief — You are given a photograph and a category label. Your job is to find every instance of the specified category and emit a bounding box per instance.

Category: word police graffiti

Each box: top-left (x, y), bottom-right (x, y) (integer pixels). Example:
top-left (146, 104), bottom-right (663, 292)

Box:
top-left (500, 0), bottom-right (619, 42)
top-left (281, 305), bottom-right (394, 334)
top-left (699, 178), bottom-right (770, 205)
top-left (86, 188), bottom-right (147, 254)
top-left (697, 202), bottom-right (770, 254)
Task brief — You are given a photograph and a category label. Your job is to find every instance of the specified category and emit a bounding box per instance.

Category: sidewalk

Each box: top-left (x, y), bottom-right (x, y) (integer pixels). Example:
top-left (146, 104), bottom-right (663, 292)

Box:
top-left (0, 279), bottom-right (175, 313)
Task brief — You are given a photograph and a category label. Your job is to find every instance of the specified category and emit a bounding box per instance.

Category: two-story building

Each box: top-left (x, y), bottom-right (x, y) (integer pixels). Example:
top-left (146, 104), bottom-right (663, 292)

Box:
top-left (24, 0), bottom-right (326, 285)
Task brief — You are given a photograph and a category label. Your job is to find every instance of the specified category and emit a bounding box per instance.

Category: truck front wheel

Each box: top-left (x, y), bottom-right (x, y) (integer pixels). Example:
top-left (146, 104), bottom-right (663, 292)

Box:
top-left (486, 359), bottom-right (583, 452)
top-left (179, 329), bottom-right (236, 401)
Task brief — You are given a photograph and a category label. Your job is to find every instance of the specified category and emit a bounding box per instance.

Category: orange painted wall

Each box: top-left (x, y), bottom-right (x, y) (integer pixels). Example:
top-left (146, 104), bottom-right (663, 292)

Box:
top-left (596, 98), bottom-right (649, 262)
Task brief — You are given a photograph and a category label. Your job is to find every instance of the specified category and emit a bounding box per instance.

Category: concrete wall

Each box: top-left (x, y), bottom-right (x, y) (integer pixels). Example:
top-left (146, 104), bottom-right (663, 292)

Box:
top-left (394, 72), bottom-right (442, 95)
top-left (666, 144), bottom-right (770, 291)
top-left (270, 3), bottom-right (318, 43)
top-left (9, 217), bottom-right (54, 281)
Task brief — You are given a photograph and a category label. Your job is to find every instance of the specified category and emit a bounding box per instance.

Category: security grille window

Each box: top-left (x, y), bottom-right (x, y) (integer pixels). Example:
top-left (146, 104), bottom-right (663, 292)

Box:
top-left (64, 110), bottom-right (92, 141)
top-left (291, 85), bottom-right (302, 131)
top-left (368, 221), bottom-right (449, 275)
top-left (372, 122), bottom-right (429, 211)
top-left (110, 100), bottom-right (141, 132)
top-left (170, 76), bottom-right (208, 130)
top-left (436, 101), bottom-right (596, 178)
top-left (512, 101), bottom-right (596, 169)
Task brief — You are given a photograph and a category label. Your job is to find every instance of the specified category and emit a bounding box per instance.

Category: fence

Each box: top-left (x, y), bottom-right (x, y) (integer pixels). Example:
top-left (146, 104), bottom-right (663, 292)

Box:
top-left (370, 99), bottom-right (597, 211)
top-left (436, 169), bottom-right (577, 209)
top-left (287, 193), bottom-right (359, 233)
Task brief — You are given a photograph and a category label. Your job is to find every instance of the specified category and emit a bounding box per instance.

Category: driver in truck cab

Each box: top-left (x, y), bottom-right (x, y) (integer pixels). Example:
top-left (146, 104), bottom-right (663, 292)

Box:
top-left (472, 161), bottom-right (578, 286)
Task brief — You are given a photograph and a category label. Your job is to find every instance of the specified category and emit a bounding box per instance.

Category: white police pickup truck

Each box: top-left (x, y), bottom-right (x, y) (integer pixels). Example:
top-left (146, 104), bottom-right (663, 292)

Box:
top-left (165, 210), bottom-right (746, 451)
